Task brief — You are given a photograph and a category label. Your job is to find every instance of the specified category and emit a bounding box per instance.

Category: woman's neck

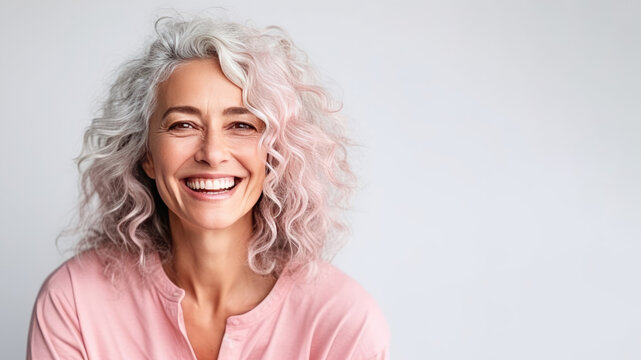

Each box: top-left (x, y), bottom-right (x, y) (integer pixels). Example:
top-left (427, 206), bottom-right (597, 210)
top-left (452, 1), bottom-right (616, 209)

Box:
top-left (164, 211), bottom-right (276, 315)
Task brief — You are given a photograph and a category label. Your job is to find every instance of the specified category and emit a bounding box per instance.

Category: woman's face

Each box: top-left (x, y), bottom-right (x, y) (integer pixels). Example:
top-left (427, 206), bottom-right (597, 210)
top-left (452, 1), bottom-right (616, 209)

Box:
top-left (143, 59), bottom-right (267, 232)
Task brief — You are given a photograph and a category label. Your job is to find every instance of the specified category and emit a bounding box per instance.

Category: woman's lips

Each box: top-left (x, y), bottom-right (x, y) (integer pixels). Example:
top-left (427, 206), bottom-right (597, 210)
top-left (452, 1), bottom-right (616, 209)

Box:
top-left (181, 177), bottom-right (242, 200)
top-left (185, 177), bottom-right (237, 191)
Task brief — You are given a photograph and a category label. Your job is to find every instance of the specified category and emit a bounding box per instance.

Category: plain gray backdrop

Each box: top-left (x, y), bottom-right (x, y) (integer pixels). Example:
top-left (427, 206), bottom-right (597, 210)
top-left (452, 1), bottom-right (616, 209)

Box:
top-left (1, 0), bottom-right (640, 359)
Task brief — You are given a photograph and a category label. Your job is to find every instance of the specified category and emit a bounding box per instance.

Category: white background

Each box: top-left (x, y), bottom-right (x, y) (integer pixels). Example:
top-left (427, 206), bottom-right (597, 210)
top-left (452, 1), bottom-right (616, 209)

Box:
top-left (1, 1), bottom-right (640, 359)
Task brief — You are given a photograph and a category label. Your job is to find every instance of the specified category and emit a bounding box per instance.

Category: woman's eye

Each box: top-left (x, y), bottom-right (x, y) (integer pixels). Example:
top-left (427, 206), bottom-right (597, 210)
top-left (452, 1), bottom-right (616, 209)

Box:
top-left (168, 122), bottom-right (195, 130)
top-left (232, 122), bottom-right (256, 130)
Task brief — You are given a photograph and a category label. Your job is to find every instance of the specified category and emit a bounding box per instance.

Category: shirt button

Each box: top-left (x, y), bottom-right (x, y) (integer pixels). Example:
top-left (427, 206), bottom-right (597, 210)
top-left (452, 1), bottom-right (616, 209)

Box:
top-left (224, 336), bottom-right (235, 347)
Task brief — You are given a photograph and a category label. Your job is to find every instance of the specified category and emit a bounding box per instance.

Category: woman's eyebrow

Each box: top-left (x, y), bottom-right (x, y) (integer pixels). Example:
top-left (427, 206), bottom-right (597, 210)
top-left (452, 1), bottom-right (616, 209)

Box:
top-left (223, 106), bottom-right (252, 116)
top-left (161, 106), bottom-right (202, 121)
top-left (159, 106), bottom-right (254, 127)
top-left (161, 106), bottom-right (250, 120)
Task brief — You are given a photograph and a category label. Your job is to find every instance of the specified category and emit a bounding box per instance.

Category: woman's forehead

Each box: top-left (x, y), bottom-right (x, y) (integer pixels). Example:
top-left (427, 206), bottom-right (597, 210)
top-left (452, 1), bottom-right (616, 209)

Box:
top-left (154, 59), bottom-right (244, 117)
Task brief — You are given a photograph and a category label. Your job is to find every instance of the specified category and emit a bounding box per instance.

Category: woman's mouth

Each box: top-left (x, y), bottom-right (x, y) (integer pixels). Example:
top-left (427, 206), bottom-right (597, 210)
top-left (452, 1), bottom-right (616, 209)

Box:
top-left (184, 177), bottom-right (240, 194)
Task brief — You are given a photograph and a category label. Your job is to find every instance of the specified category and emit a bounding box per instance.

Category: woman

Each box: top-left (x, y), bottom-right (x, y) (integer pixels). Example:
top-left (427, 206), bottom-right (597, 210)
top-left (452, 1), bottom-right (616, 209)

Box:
top-left (28, 15), bottom-right (389, 360)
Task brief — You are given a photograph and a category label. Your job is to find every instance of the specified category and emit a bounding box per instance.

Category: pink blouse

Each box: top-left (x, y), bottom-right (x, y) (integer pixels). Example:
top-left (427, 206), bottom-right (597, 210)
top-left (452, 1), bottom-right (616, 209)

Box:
top-left (28, 251), bottom-right (389, 359)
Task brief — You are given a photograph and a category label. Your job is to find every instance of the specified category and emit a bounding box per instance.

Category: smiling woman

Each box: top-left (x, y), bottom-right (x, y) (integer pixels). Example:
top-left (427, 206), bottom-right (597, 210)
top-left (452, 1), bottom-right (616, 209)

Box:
top-left (27, 14), bottom-right (389, 360)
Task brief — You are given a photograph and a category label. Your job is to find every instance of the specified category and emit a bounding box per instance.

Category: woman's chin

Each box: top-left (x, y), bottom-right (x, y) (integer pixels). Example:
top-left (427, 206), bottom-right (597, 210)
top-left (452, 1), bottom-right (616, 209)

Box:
top-left (174, 210), bottom-right (253, 233)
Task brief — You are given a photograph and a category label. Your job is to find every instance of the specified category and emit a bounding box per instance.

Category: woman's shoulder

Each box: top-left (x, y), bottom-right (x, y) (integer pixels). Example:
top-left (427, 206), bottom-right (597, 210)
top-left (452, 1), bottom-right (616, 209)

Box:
top-left (28, 250), bottom-right (167, 358)
top-left (292, 262), bottom-right (383, 307)
top-left (289, 262), bottom-right (383, 304)
top-left (28, 251), bottom-right (113, 358)
top-left (284, 261), bottom-right (390, 358)
top-left (38, 251), bottom-right (107, 295)
top-left (35, 249), bottom-right (147, 308)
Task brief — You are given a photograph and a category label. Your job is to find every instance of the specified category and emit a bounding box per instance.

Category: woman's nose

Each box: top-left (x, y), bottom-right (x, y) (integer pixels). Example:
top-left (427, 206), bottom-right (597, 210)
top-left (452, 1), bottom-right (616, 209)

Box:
top-left (194, 130), bottom-right (230, 167)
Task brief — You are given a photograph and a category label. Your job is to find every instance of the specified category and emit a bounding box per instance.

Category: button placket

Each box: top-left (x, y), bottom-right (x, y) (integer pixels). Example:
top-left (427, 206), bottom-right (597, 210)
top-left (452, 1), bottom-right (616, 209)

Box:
top-left (174, 299), bottom-right (198, 360)
top-left (218, 322), bottom-right (250, 359)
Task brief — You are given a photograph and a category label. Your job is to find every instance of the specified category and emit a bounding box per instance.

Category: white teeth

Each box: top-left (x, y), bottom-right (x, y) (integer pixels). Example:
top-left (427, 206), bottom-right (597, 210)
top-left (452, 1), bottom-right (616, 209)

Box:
top-left (186, 177), bottom-right (236, 191)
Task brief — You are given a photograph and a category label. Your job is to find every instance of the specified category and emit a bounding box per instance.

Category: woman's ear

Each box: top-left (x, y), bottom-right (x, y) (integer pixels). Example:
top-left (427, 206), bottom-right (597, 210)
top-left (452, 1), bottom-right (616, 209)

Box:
top-left (141, 152), bottom-right (156, 179)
